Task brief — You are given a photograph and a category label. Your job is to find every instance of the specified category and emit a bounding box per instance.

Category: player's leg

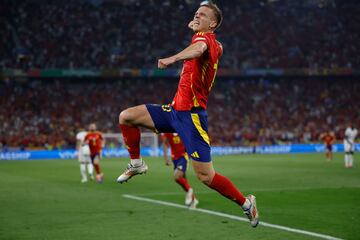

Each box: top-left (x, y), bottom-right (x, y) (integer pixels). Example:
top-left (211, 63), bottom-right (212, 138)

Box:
top-left (119, 104), bottom-right (156, 163)
top-left (344, 153), bottom-right (349, 168)
top-left (80, 162), bottom-right (88, 183)
top-left (174, 169), bottom-right (195, 206)
top-left (178, 110), bottom-right (258, 227)
top-left (349, 151), bottom-right (354, 168)
top-left (120, 104), bottom-right (156, 129)
top-left (350, 144), bottom-right (355, 167)
top-left (344, 142), bottom-right (350, 168)
top-left (329, 147), bottom-right (333, 161)
top-left (78, 152), bottom-right (88, 183)
top-left (191, 160), bottom-right (247, 205)
top-left (324, 145), bottom-right (327, 160)
top-left (173, 156), bottom-right (197, 206)
top-left (92, 154), bottom-right (103, 182)
top-left (86, 156), bottom-right (95, 180)
top-left (119, 105), bottom-right (157, 153)
top-left (81, 146), bottom-right (94, 180)
top-left (117, 105), bottom-right (155, 182)
top-left (325, 149), bottom-right (330, 161)
top-left (328, 145), bottom-right (333, 160)
top-left (324, 145), bottom-right (328, 160)
top-left (174, 169), bottom-right (190, 192)
top-left (117, 104), bottom-right (174, 183)
top-left (191, 160), bottom-right (258, 227)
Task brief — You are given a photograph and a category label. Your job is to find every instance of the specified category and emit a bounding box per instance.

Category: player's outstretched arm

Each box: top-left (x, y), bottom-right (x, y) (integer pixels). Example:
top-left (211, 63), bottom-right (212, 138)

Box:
top-left (158, 41), bottom-right (207, 69)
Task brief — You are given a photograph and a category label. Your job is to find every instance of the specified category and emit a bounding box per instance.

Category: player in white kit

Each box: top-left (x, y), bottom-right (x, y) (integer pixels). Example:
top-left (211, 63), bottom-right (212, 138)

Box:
top-left (344, 123), bottom-right (358, 168)
top-left (76, 130), bottom-right (94, 182)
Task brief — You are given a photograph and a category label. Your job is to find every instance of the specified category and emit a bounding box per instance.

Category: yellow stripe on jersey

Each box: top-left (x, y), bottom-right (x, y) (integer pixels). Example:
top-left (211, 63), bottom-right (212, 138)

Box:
top-left (191, 113), bottom-right (210, 145)
top-left (192, 95), bottom-right (200, 107)
top-left (201, 61), bottom-right (209, 82)
top-left (209, 60), bottom-right (218, 91)
top-left (191, 74), bottom-right (200, 107)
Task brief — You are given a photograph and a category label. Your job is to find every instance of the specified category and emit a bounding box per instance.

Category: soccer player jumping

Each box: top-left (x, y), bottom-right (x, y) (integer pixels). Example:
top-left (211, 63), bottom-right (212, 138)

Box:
top-left (117, 3), bottom-right (259, 227)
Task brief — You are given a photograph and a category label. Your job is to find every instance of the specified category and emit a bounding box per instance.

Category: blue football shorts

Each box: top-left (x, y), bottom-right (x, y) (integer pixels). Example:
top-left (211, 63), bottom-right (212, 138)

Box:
top-left (172, 155), bottom-right (189, 172)
top-left (146, 104), bottom-right (211, 162)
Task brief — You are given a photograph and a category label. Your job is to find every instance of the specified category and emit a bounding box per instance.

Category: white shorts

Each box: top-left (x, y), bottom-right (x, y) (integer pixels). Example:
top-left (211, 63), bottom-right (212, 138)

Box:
top-left (344, 140), bottom-right (355, 153)
top-left (81, 145), bottom-right (91, 155)
top-left (78, 145), bottom-right (91, 163)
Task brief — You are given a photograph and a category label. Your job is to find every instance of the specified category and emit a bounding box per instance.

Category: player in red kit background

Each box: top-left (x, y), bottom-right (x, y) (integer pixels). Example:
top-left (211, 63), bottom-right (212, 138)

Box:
top-left (161, 133), bottom-right (198, 208)
top-left (320, 130), bottom-right (335, 161)
top-left (85, 123), bottom-right (105, 183)
top-left (117, 3), bottom-right (259, 227)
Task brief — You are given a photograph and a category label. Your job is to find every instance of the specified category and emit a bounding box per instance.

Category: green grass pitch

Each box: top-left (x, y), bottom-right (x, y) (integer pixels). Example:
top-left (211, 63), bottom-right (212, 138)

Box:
top-left (0, 153), bottom-right (359, 240)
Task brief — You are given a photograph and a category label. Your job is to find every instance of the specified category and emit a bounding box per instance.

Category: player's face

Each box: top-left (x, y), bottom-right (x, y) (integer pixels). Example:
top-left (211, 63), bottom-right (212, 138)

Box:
top-left (89, 123), bottom-right (96, 132)
top-left (192, 6), bottom-right (217, 32)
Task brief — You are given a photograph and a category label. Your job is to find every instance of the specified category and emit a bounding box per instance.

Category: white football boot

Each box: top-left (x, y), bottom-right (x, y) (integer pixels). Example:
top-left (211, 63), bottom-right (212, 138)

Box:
top-left (189, 198), bottom-right (199, 209)
top-left (96, 173), bottom-right (104, 183)
top-left (185, 188), bottom-right (194, 206)
top-left (117, 161), bottom-right (148, 183)
top-left (89, 174), bottom-right (95, 181)
top-left (243, 194), bottom-right (259, 228)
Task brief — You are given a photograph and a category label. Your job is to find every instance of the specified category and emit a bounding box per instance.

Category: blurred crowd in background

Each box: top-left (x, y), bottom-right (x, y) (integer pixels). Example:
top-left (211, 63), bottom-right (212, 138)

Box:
top-left (1, 77), bottom-right (358, 149)
top-left (1, 0), bottom-right (359, 150)
top-left (1, 0), bottom-right (359, 70)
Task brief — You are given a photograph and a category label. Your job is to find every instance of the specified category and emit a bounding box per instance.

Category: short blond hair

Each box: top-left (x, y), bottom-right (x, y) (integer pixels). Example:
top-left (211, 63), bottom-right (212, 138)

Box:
top-left (201, 3), bottom-right (223, 30)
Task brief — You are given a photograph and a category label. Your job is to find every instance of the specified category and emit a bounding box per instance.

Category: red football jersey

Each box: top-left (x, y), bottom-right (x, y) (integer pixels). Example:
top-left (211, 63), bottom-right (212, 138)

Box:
top-left (322, 134), bottom-right (335, 145)
top-left (85, 131), bottom-right (103, 155)
top-left (161, 133), bottom-right (186, 160)
top-left (172, 32), bottom-right (222, 111)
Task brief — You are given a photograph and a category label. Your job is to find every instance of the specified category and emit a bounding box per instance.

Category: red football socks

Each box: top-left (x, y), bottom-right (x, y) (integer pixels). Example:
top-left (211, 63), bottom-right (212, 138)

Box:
top-left (93, 163), bottom-right (101, 174)
top-left (119, 124), bottom-right (141, 159)
top-left (209, 172), bottom-right (246, 206)
top-left (176, 177), bottom-right (191, 192)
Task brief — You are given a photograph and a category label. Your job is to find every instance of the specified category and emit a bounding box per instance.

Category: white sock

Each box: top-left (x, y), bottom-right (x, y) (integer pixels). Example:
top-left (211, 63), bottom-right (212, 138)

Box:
top-left (349, 155), bottom-right (354, 167)
top-left (344, 155), bottom-right (348, 167)
top-left (131, 158), bottom-right (143, 167)
top-left (241, 198), bottom-right (251, 211)
top-left (87, 163), bottom-right (94, 176)
top-left (80, 163), bottom-right (87, 180)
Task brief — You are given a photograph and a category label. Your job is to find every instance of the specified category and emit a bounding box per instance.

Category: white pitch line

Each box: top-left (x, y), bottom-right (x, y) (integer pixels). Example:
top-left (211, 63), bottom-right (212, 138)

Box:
top-left (122, 194), bottom-right (343, 240)
top-left (132, 184), bottom-right (360, 197)
top-left (133, 191), bottom-right (213, 196)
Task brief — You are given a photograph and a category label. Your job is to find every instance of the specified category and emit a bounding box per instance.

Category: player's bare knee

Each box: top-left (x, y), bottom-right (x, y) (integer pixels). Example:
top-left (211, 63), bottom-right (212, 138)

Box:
top-left (119, 109), bottom-right (132, 124)
top-left (196, 172), bottom-right (212, 185)
top-left (174, 171), bottom-right (183, 181)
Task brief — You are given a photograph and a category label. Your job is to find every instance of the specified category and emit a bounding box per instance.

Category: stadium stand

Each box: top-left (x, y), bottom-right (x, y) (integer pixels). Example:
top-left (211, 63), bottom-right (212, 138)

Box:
top-left (1, 77), bottom-right (359, 149)
top-left (1, 0), bottom-right (359, 149)
top-left (1, 0), bottom-right (359, 69)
